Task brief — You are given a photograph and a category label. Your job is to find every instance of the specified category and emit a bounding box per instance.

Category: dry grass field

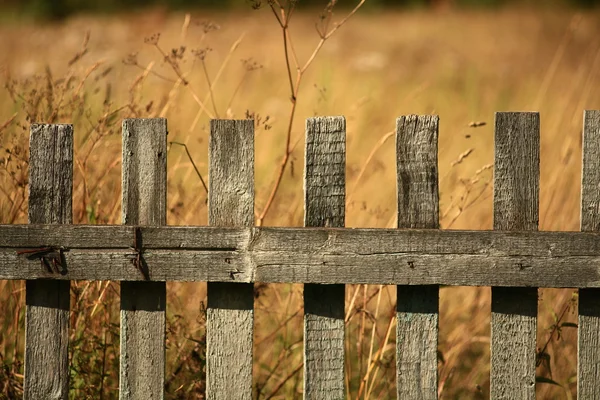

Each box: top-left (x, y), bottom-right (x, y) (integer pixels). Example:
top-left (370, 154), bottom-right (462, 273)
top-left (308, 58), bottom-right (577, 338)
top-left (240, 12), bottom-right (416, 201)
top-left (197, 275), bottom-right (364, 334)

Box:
top-left (0, 3), bottom-right (599, 398)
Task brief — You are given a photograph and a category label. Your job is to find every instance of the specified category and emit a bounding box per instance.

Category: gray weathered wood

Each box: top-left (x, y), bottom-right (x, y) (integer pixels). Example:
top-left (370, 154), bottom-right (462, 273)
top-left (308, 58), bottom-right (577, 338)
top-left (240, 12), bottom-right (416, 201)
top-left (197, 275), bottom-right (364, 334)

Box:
top-left (120, 118), bottom-right (167, 400)
top-left (303, 116), bottom-right (346, 399)
top-left (206, 119), bottom-right (254, 400)
top-left (491, 112), bottom-right (539, 399)
top-left (396, 115), bottom-right (439, 399)
top-left (579, 109), bottom-right (600, 398)
top-left (24, 124), bottom-right (73, 400)
top-left (6, 224), bottom-right (600, 254)
top-left (8, 225), bottom-right (600, 287)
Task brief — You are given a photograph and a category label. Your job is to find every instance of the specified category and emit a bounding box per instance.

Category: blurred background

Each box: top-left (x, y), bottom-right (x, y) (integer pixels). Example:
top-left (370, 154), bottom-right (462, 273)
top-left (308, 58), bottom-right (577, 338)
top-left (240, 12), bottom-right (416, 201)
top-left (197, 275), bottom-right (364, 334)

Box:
top-left (1, 0), bottom-right (599, 20)
top-left (0, 0), bottom-right (599, 398)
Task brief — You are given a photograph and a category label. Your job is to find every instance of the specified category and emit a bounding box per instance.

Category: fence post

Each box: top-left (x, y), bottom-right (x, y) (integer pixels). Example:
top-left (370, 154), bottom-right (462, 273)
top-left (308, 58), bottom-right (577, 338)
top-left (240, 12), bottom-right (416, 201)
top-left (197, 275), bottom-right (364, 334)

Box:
top-left (120, 118), bottom-right (167, 399)
top-left (24, 124), bottom-right (73, 399)
top-left (491, 112), bottom-right (539, 399)
top-left (206, 120), bottom-right (254, 399)
top-left (578, 109), bottom-right (600, 398)
top-left (395, 115), bottom-right (439, 399)
top-left (303, 116), bottom-right (346, 399)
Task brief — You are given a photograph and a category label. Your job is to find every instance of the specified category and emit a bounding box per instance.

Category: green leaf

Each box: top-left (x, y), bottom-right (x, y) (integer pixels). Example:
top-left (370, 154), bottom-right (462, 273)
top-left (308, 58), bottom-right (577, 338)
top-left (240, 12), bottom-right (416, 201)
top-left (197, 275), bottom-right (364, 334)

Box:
top-left (86, 204), bottom-right (97, 224)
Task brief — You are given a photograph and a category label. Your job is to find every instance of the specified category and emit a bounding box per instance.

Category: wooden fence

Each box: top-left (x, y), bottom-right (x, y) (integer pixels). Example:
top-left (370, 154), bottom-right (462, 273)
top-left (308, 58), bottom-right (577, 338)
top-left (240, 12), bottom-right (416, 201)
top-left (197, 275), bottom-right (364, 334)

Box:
top-left (1, 111), bottom-right (600, 399)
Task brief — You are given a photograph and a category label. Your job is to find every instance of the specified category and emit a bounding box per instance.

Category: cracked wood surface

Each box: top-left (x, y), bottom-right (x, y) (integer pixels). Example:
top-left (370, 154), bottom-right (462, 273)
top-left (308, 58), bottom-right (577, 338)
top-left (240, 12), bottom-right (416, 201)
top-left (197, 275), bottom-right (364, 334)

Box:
top-left (24, 124), bottom-right (72, 400)
top-left (579, 110), bottom-right (600, 398)
top-left (491, 112), bottom-right (539, 399)
top-left (303, 116), bottom-right (346, 399)
top-left (120, 118), bottom-right (167, 400)
top-left (206, 119), bottom-right (254, 400)
top-left (4, 225), bottom-right (600, 287)
top-left (396, 115), bottom-right (439, 400)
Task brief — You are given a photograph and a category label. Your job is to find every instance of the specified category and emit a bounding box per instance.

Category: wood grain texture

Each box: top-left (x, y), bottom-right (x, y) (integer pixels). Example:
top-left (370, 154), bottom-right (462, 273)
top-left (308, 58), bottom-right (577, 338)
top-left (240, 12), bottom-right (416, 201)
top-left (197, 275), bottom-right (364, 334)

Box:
top-left (396, 115), bottom-right (439, 399)
top-left (24, 124), bottom-right (72, 400)
top-left (396, 116), bottom-right (439, 230)
top-left (206, 119), bottom-right (254, 400)
top-left (120, 118), bottom-right (167, 400)
top-left (491, 112), bottom-right (539, 399)
top-left (7, 226), bottom-right (600, 286)
top-left (579, 109), bottom-right (600, 398)
top-left (304, 116), bottom-right (346, 399)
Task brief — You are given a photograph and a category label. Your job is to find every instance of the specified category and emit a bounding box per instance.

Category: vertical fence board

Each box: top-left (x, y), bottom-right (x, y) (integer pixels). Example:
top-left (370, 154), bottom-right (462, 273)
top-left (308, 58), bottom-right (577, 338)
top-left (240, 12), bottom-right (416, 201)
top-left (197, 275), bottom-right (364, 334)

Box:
top-left (304, 116), bottom-right (346, 399)
top-left (491, 112), bottom-right (539, 399)
top-left (24, 124), bottom-right (73, 400)
top-left (579, 110), bottom-right (600, 398)
top-left (207, 120), bottom-right (254, 400)
top-left (395, 115), bottom-right (439, 399)
top-left (120, 119), bottom-right (167, 400)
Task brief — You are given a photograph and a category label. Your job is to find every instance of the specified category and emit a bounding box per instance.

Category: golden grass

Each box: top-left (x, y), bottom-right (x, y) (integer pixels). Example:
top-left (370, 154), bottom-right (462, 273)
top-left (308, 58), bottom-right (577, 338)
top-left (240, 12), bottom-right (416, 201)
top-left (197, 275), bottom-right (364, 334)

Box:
top-left (0, 4), bottom-right (599, 398)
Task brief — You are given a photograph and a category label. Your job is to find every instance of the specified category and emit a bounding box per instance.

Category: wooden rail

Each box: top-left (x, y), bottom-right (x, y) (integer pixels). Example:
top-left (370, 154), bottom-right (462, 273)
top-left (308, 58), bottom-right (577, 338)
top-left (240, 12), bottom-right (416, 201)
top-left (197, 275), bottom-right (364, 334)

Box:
top-left (4, 225), bottom-right (600, 286)
top-left (2, 110), bottom-right (599, 399)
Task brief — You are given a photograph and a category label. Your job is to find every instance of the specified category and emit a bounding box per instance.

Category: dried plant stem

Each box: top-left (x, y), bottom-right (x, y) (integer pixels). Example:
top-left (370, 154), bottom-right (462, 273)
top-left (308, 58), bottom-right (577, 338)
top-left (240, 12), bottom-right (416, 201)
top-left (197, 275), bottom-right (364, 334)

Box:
top-left (357, 284), bottom-right (384, 399)
top-left (254, 307), bottom-right (302, 348)
top-left (259, 339), bottom-right (302, 397)
top-left (169, 142), bottom-right (209, 195)
top-left (303, 0), bottom-right (367, 72)
top-left (73, 61), bottom-right (104, 98)
top-left (0, 113), bottom-right (17, 135)
top-left (151, 43), bottom-right (214, 119)
top-left (8, 193), bottom-right (26, 224)
top-left (265, 361), bottom-right (303, 400)
top-left (537, 294), bottom-right (575, 367)
top-left (226, 70), bottom-right (249, 111)
top-left (256, 0), bottom-right (367, 226)
top-left (158, 79), bottom-right (183, 118)
top-left (187, 83), bottom-right (215, 119)
top-left (189, 33), bottom-right (245, 132)
top-left (347, 130), bottom-right (394, 205)
top-left (358, 285), bottom-right (368, 389)
top-left (131, 62), bottom-right (178, 83)
top-left (167, 32), bottom-right (244, 216)
top-left (11, 281), bottom-right (23, 379)
top-left (346, 285), bottom-right (362, 323)
top-left (365, 314), bottom-right (395, 399)
top-left (280, 23), bottom-right (295, 99)
top-left (346, 285), bottom-right (385, 324)
top-left (201, 60), bottom-right (219, 118)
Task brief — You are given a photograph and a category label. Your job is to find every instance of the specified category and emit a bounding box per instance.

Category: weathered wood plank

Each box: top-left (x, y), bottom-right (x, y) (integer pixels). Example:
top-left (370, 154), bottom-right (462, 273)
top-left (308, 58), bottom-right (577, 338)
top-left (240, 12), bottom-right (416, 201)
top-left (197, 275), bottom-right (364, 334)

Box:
top-left (120, 118), bottom-right (167, 400)
top-left (0, 224), bottom-right (248, 248)
top-left (396, 115), bottom-right (439, 399)
top-left (7, 224), bottom-right (600, 255)
top-left (7, 226), bottom-right (600, 287)
top-left (396, 116), bottom-right (439, 230)
top-left (579, 109), bottom-right (600, 398)
top-left (24, 124), bottom-right (73, 400)
top-left (5, 246), bottom-right (600, 287)
top-left (491, 112), bottom-right (539, 399)
top-left (304, 116), bottom-right (346, 399)
top-left (206, 119), bottom-right (254, 400)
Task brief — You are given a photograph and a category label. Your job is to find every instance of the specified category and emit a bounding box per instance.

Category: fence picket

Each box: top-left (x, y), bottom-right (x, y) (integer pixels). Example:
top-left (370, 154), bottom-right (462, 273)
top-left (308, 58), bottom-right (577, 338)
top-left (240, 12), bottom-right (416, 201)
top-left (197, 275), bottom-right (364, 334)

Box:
top-left (395, 115), bottom-right (439, 399)
top-left (304, 116), bottom-right (346, 399)
top-left (120, 118), bottom-right (167, 399)
top-left (578, 110), bottom-right (600, 398)
top-left (8, 111), bottom-right (600, 398)
top-left (206, 120), bottom-right (254, 400)
top-left (24, 124), bottom-right (73, 399)
top-left (491, 112), bottom-right (539, 399)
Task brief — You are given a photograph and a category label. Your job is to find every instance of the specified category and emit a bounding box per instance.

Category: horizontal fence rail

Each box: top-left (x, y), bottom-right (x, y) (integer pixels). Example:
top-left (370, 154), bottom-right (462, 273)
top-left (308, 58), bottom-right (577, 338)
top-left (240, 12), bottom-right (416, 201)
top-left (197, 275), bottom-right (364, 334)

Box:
top-left (3, 225), bottom-right (600, 287)
top-left (2, 110), bottom-right (599, 399)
